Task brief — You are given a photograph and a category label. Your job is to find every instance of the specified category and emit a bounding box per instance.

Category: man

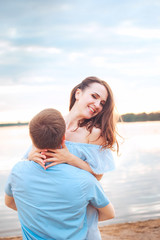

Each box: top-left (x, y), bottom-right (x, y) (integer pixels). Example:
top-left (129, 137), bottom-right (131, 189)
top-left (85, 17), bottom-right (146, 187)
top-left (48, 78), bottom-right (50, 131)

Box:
top-left (5, 108), bottom-right (115, 240)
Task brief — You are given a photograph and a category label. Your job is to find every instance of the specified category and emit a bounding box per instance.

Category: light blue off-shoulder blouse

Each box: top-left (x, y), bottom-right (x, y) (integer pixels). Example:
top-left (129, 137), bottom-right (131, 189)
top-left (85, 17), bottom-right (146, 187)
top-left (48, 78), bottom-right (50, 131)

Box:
top-left (65, 140), bottom-right (115, 174)
top-left (24, 140), bottom-right (115, 174)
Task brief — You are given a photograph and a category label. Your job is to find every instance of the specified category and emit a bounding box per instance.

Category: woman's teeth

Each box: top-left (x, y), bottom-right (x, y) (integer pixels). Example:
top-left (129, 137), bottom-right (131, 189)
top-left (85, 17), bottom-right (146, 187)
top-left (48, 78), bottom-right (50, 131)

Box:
top-left (89, 106), bottom-right (95, 113)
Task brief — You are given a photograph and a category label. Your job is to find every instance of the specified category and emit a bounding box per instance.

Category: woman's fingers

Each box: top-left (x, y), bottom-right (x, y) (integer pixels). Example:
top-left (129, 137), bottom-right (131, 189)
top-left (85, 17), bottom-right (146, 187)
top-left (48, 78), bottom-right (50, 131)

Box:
top-left (43, 156), bottom-right (64, 168)
top-left (37, 153), bottom-right (46, 159)
top-left (41, 154), bottom-right (47, 159)
top-left (44, 157), bottom-right (57, 163)
top-left (29, 154), bottom-right (46, 161)
top-left (42, 151), bottom-right (55, 157)
top-left (33, 159), bottom-right (46, 169)
top-left (34, 157), bottom-right (46, 165)
top-left (28, 151), bottom-right (46, 161)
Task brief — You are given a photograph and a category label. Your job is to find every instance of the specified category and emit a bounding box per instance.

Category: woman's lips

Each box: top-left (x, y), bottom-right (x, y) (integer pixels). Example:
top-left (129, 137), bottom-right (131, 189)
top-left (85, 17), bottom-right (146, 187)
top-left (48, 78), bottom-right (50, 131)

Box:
top-left (88, 106), bottom-right (96, 114)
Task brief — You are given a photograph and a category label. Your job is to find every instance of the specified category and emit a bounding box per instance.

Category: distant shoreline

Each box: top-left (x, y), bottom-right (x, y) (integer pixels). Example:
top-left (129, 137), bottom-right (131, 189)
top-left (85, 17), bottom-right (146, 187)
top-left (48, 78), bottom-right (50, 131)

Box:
top-left (0, 112), bottom-right (160, 126)
top-left (121, 112), bottom-right (160, 122)
top-left (0, 122), bottom-right (28, 127)
top-left (0, 120), bottom-right (160, 127)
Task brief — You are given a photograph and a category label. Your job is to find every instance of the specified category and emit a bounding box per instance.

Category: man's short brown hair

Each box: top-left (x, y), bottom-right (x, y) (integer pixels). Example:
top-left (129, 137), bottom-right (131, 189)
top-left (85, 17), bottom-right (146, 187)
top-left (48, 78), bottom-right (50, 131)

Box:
top-left (29, 108), bottom-right (66, 149)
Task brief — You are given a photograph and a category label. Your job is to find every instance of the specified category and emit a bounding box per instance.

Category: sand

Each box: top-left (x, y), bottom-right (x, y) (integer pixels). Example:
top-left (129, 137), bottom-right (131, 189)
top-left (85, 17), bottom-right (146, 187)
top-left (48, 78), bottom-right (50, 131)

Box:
top-left (0, 219), bottom-right (159, 240)
top-left (99, 219), bottom-right (160, 240)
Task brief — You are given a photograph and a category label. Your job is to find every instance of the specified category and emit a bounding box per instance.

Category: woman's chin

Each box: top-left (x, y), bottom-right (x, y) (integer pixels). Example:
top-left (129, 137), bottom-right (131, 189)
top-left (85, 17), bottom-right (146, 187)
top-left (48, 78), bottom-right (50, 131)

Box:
top-left (85, 112), bottom-right (95, 119)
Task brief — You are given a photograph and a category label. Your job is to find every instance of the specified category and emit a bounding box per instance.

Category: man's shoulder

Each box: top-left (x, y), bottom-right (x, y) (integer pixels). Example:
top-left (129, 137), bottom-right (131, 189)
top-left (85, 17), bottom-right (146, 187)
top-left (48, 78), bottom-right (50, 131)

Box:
top-left (62, 164), bottom-right (98, 183)
top-left (11, 160), bottom-right (30, 173)
top-left (74, 166), bottom-right (100, 187)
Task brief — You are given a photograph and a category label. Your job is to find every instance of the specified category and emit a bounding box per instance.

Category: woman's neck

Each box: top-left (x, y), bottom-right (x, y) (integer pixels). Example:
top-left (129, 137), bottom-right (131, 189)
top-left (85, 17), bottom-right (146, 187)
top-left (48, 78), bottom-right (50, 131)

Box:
top-left (64, 107), bottom-right (83, 131)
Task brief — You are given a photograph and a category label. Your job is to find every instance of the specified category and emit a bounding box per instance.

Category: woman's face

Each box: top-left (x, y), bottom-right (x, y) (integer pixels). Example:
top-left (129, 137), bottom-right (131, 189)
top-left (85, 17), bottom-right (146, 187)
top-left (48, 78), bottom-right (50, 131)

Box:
top-left (75, 82), bottom-right (108, 119)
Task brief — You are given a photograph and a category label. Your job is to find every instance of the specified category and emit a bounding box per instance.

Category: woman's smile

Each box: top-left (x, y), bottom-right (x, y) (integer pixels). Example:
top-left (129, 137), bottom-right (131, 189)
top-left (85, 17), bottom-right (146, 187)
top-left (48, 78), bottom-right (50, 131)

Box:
top-left (88, 105), bottom-right (96, 114)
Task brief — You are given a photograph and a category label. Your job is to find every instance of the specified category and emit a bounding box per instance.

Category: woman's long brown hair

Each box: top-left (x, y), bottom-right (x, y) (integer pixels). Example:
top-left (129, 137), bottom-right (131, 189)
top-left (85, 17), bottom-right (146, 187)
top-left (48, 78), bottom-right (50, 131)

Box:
top-left (69, 76), bottom-right (119, 152)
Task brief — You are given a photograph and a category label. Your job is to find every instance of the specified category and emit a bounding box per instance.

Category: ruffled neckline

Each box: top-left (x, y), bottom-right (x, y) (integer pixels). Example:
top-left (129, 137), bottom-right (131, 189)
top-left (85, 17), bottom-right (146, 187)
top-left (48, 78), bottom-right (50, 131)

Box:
top-left (65, 140), bottom-right (101, 148)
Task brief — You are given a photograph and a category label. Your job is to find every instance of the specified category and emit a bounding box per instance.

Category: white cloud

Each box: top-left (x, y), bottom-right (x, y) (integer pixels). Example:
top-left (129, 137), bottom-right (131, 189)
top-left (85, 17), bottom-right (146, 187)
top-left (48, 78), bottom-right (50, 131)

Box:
top-left (19, 76), bottom-right (55, 84)
top-left (91, 54), bottom-right (160, 77)
top-left (91, 57), bottom-right (107, 67)
top-left (113, 22), bottom-right (160, 39)
top-left (68, 52), bottom-right (85, 62)
top-left (7, 28), bottom-right (18, 38)
top-left (0, 41), bottom-right (62, 55)
top-left (63, 21), bottom-right (160, 42)
top-left (102, 48), bottom-right (148, 55)
top-left (0, 77), bottom-right (13, 85)
top-left (0, 41), bottom-right (11, 54)
top-left (24, 46), bottom-right (62, 54)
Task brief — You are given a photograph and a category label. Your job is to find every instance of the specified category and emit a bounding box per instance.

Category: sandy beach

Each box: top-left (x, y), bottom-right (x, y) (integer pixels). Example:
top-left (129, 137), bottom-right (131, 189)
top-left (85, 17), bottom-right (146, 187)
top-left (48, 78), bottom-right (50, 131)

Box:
top-left (0, 219), bottom-right (159, 240)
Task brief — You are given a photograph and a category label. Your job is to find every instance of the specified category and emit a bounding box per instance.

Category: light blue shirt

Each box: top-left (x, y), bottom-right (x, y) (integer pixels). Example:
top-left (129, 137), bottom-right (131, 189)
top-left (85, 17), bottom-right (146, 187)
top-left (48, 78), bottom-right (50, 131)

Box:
top-left (23, 140), bottom-right (115, 240)
top-left (5, 161), bottom-right (109, 240)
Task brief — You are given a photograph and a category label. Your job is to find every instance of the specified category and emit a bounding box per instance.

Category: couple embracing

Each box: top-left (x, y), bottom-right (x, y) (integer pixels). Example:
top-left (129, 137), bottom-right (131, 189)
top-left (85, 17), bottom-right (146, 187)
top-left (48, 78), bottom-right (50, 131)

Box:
top-left (5, 77), bottom-right (119, 240)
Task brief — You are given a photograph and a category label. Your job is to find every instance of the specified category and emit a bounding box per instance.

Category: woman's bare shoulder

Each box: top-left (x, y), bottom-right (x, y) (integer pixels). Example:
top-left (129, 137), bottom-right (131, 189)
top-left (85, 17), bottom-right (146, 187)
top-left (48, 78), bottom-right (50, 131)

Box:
top-left (88, 127), bottom-right (104, 145)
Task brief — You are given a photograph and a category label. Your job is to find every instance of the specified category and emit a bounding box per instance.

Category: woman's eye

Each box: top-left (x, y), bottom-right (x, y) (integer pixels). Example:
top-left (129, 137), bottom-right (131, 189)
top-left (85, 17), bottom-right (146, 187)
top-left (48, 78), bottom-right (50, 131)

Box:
top-left (100, 102), bottom-right (104, 107)
top-left (91, 94), bottom-right (97, 99)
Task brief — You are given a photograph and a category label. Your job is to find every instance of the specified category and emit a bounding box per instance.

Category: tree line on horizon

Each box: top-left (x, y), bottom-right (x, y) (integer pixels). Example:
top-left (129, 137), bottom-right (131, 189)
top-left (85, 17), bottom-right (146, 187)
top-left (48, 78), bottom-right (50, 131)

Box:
top-left (121, 111), bottom-right (160, 122)
top-left (0, 112), bottom-right (160, 127)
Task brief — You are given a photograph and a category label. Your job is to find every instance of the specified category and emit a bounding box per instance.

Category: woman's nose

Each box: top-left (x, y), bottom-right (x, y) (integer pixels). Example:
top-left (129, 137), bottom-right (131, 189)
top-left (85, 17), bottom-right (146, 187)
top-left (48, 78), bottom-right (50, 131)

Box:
top-left (94, 100), bottom-right (101, 108)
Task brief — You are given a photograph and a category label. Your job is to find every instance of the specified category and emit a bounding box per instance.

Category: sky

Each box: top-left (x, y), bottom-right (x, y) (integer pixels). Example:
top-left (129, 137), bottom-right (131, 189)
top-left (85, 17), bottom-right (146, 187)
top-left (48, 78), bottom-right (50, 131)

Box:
top-left (0, 0), bottom-right (160, 122)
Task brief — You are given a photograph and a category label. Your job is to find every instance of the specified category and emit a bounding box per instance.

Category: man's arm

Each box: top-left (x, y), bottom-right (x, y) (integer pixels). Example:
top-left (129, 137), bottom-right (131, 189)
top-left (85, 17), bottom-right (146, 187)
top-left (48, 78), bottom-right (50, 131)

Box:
top-left (96, 202), bottom-right (115, 221)
top-left (88, 176), bottom-right (115, 221)
top-left (5, 194), bottom-right (17, 211)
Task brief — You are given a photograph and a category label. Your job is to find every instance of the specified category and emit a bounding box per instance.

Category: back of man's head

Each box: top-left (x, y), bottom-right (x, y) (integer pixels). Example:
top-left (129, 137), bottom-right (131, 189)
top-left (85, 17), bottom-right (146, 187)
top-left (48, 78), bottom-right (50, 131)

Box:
top-left (29, 108), bottom-right (65, 149)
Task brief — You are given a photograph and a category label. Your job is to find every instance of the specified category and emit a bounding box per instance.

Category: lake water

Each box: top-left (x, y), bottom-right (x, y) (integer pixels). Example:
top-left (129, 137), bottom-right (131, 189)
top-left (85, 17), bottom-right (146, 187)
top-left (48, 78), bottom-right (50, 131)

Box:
top-left (0, 122), bottom-right (160, 237)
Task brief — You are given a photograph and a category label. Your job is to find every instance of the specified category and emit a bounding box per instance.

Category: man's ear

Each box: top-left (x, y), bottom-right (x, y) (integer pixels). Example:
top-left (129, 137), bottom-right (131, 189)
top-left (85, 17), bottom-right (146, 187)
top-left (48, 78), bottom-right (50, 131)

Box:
top-left (75, 88), bottom-right (81, 100)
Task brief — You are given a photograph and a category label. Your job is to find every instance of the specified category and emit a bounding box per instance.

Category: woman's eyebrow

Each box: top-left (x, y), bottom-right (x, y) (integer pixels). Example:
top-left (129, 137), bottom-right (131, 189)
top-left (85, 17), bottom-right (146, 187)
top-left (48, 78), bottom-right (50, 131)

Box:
top-left (93, 92), bottom-right (106, 102)
top-left (93, 92), bottom-right (100, 97)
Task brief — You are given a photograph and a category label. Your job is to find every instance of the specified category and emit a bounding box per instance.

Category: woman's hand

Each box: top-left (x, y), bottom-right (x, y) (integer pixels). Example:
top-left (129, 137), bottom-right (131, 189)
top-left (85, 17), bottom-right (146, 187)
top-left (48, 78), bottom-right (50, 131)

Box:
top-left (28, 146), bottom-right (47, 169)
top-left (44, 142), bottom-right (71, 169)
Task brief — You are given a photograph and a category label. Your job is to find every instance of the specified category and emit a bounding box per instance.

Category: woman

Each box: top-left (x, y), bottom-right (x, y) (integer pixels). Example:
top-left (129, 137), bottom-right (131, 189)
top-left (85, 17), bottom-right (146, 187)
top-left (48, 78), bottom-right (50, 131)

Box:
top-left (25, 76), bottom-right (119, 240)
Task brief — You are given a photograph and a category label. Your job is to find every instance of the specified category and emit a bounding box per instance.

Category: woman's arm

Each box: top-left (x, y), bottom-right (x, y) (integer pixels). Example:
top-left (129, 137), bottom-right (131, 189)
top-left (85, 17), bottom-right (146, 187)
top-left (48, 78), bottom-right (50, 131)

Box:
top-left (97, 203), bottom-right (115, 221)
top-left (44, 129), bottom-right (104, 181)
top-left (45, 146), bottom-right (103, 180)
